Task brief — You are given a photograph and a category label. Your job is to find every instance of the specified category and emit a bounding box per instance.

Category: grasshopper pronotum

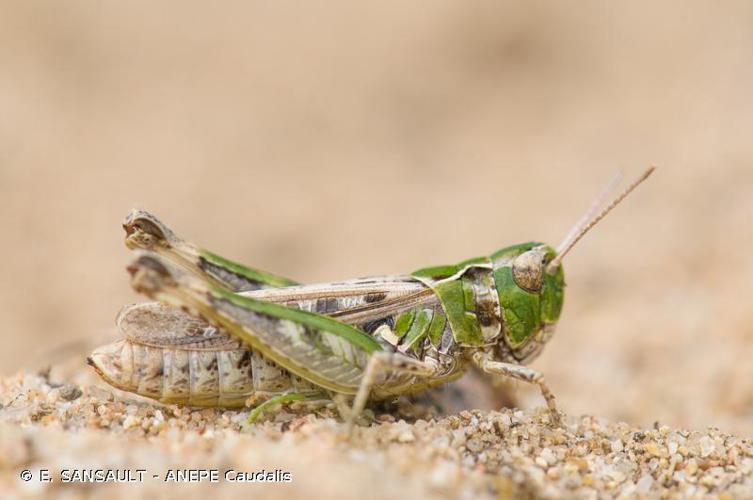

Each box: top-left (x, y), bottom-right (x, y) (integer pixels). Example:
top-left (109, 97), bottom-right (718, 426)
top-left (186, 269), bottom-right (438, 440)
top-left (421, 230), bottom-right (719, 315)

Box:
top-left (88, 168), bottom-right (655, 428)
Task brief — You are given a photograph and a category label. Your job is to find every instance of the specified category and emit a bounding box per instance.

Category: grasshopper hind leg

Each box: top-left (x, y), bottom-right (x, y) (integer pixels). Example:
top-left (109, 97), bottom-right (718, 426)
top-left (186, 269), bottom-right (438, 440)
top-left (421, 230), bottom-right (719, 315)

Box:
top-left (346, 352), bottom-right (440, 434)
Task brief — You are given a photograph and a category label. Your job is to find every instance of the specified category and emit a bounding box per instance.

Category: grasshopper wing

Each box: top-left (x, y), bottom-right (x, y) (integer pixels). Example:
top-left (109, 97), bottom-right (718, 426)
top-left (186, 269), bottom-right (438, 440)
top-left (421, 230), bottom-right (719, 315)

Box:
top-left (127, 252), bottom-right (382, 394)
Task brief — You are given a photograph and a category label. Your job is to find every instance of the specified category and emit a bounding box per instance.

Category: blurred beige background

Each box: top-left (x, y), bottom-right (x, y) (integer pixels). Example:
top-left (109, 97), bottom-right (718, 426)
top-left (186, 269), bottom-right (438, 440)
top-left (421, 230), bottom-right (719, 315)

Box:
top-left (1, 1), bottom-right (752, 434)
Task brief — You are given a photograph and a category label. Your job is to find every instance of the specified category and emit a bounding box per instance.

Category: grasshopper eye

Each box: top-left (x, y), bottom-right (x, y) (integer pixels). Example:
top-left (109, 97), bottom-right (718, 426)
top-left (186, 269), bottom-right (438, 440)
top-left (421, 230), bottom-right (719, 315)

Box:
top-left (512, 250), bottom-right (544, 293)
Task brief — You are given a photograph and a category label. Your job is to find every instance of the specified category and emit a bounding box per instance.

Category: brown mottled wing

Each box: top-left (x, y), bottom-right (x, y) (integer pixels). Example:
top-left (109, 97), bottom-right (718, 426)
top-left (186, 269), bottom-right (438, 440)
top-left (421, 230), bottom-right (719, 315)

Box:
top-left (242, 277), bottom-right (438, 326)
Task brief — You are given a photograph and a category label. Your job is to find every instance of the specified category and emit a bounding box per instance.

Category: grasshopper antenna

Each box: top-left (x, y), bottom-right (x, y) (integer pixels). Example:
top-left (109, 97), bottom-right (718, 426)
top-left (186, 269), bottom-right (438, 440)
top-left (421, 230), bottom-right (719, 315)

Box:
top-left (555, 170), bottom-right (624, 259)
top-left (546, 167), bottom-right (656, 274)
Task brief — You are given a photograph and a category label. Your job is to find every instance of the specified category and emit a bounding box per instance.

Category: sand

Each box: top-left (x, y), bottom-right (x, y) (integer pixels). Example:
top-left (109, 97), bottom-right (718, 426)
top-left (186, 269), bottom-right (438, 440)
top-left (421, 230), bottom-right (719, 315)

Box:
top-left (2, 371), bottom-right (752, 499)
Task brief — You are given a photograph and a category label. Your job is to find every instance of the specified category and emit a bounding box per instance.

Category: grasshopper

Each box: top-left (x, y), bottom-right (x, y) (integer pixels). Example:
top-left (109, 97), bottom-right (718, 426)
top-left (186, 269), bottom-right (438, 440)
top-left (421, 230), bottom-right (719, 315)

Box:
top-left (88, 168), bottom-right (655, 428)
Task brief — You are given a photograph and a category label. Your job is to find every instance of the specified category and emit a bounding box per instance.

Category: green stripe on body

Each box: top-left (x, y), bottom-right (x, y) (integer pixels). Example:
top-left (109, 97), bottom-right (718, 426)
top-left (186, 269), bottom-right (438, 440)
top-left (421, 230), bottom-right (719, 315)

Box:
top-left (200, 250), bottom-right (299, 288)
top-left (427, 309), bottom-right (447, 347)
top-left (394, 309), bottom-right (416, 338)
top-left (402, 309), bottom-right (433, 353)
top-left (412, 255), bottom-right (490, 281)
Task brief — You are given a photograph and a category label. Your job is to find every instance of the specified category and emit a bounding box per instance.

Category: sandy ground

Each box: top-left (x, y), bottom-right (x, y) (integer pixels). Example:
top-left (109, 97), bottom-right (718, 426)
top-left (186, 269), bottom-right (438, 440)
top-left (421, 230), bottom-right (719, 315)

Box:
top-left (3, 372), bottom-right (753, 499)
top-left (2, 1), bottom-right (753, 498)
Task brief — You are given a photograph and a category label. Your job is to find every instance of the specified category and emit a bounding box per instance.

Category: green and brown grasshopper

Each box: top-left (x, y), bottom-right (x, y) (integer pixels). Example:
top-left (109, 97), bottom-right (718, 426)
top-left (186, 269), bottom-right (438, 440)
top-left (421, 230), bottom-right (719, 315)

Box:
top-left (88, 168), bottom-right (655, 428)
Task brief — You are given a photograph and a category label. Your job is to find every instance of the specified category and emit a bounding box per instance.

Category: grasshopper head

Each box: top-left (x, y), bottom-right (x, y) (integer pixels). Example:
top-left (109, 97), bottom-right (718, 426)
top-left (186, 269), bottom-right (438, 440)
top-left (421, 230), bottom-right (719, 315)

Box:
top-left (490, 167), bottom-right (656, 363)
top-left (491, 243), bottom-right (565, 362)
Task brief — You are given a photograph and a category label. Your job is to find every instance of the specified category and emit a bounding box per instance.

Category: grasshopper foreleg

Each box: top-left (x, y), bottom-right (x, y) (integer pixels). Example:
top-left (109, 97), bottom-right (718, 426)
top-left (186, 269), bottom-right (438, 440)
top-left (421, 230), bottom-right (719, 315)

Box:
top-left (473, 352), bottom-right (561, 424)
top-left (346, 351), bottom-right (439, 434)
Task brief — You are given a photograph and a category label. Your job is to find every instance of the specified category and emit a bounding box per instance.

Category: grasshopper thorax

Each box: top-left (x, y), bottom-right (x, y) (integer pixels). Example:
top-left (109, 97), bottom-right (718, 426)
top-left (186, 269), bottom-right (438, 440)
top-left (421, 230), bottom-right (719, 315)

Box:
top-left (410, 241), bottom-right (565, 361)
